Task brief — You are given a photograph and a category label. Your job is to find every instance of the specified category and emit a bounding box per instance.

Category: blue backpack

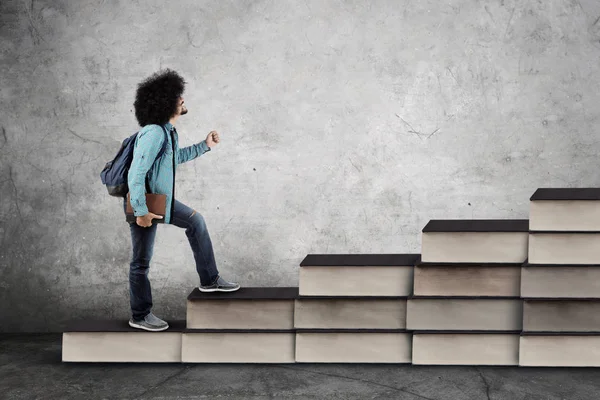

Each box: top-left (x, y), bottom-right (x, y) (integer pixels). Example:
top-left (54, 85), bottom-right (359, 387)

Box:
top-left (100, 126), bottom-right (169, 197)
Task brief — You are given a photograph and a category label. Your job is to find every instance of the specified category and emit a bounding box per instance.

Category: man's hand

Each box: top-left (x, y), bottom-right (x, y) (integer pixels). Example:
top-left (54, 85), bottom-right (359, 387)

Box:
top-left (206, 131), bottom-right (220, 148)
top-left (136, 212), bottom-right (163, 228)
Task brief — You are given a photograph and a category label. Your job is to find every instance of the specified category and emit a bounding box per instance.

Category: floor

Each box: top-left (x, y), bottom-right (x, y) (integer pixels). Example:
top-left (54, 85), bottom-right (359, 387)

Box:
top-left (1, 333), bottom-right (600, 400)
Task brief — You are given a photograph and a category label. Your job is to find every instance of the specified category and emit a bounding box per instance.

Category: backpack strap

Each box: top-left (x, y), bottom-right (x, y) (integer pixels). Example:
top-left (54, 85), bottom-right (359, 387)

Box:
top-left (145, 125), bottom-right (170, 194)
top-left (156, 125), bottom-right (169, 160)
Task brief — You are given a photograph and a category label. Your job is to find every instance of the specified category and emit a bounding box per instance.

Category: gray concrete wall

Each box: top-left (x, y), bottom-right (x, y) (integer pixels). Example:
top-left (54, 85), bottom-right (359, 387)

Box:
top-left (1, 0), bottom-right (599, 332)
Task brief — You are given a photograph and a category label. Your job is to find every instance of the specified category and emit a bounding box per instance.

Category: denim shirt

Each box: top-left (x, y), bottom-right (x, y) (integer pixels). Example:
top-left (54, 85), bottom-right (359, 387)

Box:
top-left (127, 121), bottom-right (211, 224)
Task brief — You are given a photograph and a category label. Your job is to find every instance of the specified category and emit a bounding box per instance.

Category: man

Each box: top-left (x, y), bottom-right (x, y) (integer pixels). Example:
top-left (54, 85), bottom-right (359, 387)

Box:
top-left (123, 69), bottom-right (240, 332)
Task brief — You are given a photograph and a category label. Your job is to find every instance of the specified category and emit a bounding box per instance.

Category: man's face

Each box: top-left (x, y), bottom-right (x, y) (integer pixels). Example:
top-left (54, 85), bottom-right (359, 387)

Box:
top-left (178, 96), bottom-right (188, 116)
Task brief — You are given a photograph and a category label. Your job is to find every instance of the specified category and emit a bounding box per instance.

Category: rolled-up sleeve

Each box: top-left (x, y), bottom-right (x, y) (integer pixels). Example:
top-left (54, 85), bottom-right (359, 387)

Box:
top-left (128, 126), bottom-right (165, 216)
top-left (177, 140), bottom-right (210, 165)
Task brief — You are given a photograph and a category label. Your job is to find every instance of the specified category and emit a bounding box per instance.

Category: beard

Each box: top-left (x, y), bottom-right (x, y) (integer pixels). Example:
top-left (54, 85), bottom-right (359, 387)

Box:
top-left (180, 106), bottom-right (188, 115)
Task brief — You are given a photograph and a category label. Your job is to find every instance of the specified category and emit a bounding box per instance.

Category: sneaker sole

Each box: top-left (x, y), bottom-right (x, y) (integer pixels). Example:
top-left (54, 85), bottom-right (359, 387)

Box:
top-left (198, 285), bottom-right (241, 293)
top-left (128, 320), bottom-right (169, 332)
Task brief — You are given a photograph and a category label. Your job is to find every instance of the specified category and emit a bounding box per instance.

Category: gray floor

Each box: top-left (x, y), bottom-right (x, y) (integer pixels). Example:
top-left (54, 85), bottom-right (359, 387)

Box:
top-left (2, 334), bottom-right (600, 400)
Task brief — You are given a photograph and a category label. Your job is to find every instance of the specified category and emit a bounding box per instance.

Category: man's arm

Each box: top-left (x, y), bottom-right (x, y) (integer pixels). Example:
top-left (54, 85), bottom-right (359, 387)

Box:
top-left (177, 140), bottom-right (211, 165)
top-left (128, 126), bottom-right (165, 216)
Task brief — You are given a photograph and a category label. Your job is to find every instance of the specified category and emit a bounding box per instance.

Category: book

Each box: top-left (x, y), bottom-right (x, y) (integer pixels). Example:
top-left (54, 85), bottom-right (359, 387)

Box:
top-left (125, 192), bottom-right (167, 223)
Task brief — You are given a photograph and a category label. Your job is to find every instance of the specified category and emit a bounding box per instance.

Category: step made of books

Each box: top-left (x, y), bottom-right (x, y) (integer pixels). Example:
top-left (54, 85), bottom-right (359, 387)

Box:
top-left (521, 264), bottom-right (600, 297)
top-left (414, 263), bottom-right (521, 296)
top-left (62, 320), bottom-right (185, 363)
top-left (294, 297), bottom-right (406, 329)
top-left (421, 220), bottom-right (529, 263)
top-left (298, 254), bottom-right (420, 296)
top-left (523, 300), bottom-right (600, 332)
top-left (528, 233), bottom-right (600, 264)
top-left (406, 298), bottom-right (523, 331)
top-left (181, 330), bottom-right (295, 363)
top-left (529, 188), bottom-right (600, 231)
top-left (186, 287), bottom-right (298, 329)
top-left (520, 334), bottom-right (600, 367)
top-left (413, 333), bottom-right (520, 365)
top-left (295, 329), bottom-right (411, 363)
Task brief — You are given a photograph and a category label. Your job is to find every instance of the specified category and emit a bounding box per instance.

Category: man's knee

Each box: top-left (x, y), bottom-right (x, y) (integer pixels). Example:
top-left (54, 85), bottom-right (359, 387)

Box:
top-left (130, 262), bottom-right (150, 274)
top-left (189, 210), bottom-right (207, 230)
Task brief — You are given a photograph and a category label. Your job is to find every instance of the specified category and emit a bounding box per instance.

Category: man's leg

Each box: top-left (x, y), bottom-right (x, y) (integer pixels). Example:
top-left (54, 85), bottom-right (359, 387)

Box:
top-left (123, 198), bottom-right (168, 331)
top-left (170, 199), bottom-right (239, 292)
top-left (128, 219), bottom-right (158, 320)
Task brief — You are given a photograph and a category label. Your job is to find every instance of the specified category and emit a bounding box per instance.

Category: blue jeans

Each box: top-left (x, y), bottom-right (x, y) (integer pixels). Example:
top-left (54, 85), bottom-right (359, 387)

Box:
top-left (123, 199), bottom-right (220, 320)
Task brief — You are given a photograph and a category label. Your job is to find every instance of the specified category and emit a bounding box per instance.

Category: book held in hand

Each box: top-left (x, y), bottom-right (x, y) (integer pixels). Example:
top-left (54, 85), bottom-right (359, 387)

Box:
top-left (125, 192), bottom-right (167, 223)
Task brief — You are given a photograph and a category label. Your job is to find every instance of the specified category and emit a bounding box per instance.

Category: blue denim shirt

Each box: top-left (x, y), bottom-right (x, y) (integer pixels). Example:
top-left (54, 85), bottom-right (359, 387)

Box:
top-left (128, 122), bottom-right (211, 224)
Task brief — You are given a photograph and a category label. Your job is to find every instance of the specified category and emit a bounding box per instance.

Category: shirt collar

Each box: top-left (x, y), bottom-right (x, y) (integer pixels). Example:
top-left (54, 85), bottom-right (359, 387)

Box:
top-left (164, 122), bottom-right (175, 132)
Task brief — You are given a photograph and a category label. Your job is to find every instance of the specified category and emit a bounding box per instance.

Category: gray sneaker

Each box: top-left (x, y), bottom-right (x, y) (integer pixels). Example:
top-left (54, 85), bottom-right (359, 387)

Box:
top-left (129, 312), bottom-right (169, 332)
top-left (199, 276), bottom-right (240, 293)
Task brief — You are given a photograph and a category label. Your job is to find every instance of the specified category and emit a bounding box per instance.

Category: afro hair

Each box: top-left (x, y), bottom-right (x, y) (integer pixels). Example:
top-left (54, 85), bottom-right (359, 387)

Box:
top-left (133, 68), bottom-right (186, 127)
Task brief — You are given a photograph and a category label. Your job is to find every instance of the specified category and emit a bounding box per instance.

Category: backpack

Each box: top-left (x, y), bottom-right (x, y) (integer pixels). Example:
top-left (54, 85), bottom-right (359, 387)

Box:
top-left (100, 125), bottom-right (169, 197)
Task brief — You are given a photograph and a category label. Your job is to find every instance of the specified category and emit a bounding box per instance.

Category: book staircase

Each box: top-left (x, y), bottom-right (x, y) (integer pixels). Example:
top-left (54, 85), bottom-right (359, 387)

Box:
top-left (521, 188), bottom-right (600, 367)
top-left (62, 188), bottom-right (600, 366)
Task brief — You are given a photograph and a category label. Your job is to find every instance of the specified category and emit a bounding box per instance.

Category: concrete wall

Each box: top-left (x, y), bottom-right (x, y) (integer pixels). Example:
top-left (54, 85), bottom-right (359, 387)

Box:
top-left (1, 0), bottom-right (599, 332)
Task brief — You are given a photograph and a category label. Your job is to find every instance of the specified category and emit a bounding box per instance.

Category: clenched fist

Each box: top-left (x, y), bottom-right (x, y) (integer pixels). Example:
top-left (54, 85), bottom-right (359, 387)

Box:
top-left (206, 131), bottom-right (220, 148)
